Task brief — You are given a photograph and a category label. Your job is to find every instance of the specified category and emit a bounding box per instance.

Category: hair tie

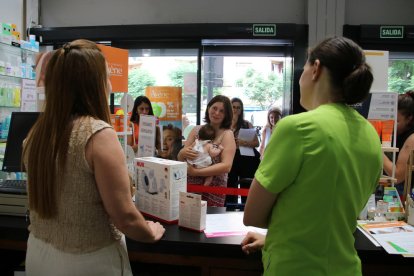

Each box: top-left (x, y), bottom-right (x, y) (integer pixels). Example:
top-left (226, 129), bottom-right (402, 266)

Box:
top-left (62, 43), bottom-right (71, 54)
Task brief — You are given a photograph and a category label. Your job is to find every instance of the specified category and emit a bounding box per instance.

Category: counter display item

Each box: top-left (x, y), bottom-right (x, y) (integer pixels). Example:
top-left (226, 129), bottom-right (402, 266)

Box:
top-left (135, 157), bottom-right (186, 223)
top-left (178, 192), bottom-right (207, 232)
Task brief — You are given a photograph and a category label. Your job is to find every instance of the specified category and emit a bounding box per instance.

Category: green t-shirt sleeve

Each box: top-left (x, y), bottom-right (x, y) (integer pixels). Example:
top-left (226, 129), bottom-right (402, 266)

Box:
top-left (255, 117), bottom-right (303, 194)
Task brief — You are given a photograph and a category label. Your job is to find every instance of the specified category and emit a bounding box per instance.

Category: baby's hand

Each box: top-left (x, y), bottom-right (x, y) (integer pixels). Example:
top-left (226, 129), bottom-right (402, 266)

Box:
top-left (182, 146), bottom-right (199, 160)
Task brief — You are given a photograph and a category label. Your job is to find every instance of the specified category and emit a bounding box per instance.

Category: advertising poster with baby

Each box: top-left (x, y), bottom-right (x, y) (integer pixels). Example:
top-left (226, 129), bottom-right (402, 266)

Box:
top-left (146, 87), bottom-right (183, 160)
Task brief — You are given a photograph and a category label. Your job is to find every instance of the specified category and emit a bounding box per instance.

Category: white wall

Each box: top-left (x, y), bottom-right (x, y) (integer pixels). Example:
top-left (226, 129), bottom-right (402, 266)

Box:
top-left (39, 0), bottom-right (414, 28)
top-left (39, 0), bottom-right (306, 27)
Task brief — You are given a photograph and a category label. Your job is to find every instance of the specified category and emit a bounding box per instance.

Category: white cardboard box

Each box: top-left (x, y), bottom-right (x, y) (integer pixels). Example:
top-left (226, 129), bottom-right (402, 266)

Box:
top-left (135, 157), bottom-right (187, 223)
top-left (179, 192), bottom-right (207, 232)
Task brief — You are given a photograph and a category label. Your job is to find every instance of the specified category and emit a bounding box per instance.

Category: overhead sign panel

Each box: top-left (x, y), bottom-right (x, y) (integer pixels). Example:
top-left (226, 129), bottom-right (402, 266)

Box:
top-left (253, 24), bottom-right (276, 37)
top-left (380, 26), bottom-right (404, 39)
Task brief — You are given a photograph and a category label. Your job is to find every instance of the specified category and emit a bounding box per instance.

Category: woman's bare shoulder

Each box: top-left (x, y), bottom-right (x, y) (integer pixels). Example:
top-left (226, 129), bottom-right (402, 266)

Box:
top-left (404, 133), bottom-right (414, 147)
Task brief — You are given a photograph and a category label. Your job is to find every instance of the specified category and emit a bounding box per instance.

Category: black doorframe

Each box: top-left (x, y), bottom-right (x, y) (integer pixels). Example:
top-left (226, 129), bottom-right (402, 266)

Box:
top-left (29, 23), bottom-right (308, 115)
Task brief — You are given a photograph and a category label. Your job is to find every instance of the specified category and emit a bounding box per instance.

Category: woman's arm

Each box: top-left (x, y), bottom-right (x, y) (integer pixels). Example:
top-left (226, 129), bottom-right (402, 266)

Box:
top-left (127, 123), bottom-right (138, 153)
top-left (243, 178), bottom-right (278, 228)
top-left (87, 128), bottom-right (165, 242)
top-left (177, 127), bottom-right (199, 161)
top-left (188, 130), bottom-right (236, 177)
top-left (384, 134), bottom-right (414, 183)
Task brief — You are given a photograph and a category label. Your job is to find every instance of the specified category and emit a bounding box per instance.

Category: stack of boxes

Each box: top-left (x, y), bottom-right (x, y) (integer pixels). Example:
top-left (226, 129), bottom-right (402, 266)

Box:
top-left (134, 156), bottom-right (207, 231)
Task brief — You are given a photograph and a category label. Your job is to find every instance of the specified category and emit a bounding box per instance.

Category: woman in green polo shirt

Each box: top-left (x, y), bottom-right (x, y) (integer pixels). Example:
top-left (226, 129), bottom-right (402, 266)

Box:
top-left (243, 37), bottom-right (382, 276)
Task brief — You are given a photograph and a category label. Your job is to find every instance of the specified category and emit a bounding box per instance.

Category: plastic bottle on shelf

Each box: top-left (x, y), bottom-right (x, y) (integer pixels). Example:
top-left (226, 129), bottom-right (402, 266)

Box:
top-left (13, 85), bottom-right (20, 107)
top-left (6, 84), bottom-right (13, 106)
top-left (2, 115), bottom-right (11, 139)
top-left (21, 62), bottom-right (26, 78)
top-left (0, 82), bottom-right (4, 106)
top-left (374, 200), bottom-right (388, 222)
top-left (0, 120), bottom-right (5, 139)
top-left (0, 60), bottom-right (5, 74)
top-left (5, 62), bottom-right (12, 76)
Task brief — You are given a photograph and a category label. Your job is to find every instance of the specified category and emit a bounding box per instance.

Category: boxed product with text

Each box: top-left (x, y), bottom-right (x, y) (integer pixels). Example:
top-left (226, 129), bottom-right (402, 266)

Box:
top-left (134, 157), bottom-right (187, 223)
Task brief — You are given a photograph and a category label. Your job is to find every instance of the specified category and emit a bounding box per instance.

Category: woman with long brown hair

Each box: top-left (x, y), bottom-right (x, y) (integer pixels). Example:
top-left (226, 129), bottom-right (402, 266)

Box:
top-left (23, 39), bottom-right (164, 275)
top-left (259, 106), bottom-right (282, 157)
top-left (177, 95), bottom-right (236, 207)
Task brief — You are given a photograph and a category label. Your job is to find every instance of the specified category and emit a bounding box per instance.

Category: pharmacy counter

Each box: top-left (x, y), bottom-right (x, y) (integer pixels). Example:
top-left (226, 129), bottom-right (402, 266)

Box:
top-left (0, 210), bottom-right (413, 276)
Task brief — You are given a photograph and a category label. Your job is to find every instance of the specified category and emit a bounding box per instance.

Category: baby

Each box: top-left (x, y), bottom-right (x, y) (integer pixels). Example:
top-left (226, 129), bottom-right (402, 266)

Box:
top-left (187, 124), bottom-right (224, 186)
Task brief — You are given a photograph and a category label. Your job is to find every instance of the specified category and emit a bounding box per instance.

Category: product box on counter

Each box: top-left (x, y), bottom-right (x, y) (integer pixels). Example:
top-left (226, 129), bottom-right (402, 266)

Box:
top-left (134, 157), bottom-right (187, 223)
top-left (179, 192), bottom-right (207, 232)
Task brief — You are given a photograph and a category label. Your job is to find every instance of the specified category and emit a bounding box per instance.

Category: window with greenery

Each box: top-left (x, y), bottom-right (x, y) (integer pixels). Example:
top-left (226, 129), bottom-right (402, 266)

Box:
top-left (388, 53), bottom-right (414, 93)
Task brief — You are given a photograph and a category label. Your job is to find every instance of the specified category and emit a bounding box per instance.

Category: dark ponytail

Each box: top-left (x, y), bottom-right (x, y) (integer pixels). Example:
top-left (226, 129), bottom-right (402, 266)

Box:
top-left (308, 37), bottom-right (374, 105)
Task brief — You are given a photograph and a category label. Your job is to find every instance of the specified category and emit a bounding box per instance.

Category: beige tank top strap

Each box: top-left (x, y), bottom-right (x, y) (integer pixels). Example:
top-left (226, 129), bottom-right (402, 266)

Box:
top-left (214, 129), bottom-right (231, 145)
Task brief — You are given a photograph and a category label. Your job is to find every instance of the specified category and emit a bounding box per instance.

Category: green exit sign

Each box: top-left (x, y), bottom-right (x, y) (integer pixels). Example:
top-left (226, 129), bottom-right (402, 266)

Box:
top-left (380, 26), bottom-right (404, 39)
top-left (253, 24), bottom-right (276, 36)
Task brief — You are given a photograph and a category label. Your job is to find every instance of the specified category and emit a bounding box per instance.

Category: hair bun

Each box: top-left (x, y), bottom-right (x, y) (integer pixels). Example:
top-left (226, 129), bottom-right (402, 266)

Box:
top-left (343, 63), bottom-right (373, 105)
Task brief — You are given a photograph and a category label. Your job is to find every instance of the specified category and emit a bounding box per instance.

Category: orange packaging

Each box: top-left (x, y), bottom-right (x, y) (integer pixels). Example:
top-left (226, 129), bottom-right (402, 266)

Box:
top-left (114, 115), bottom-right (121, 132)
top-left (368, 120), bottom-right (382, 138)
top-left (381, 120), bottom-right (394, 147)
top-left (118, 115), bottom-right (124, 132)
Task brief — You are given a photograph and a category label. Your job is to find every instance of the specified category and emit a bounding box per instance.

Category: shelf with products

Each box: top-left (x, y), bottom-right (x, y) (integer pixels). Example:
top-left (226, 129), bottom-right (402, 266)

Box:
top-left (0, 42), bottom-right (37, 80)
top-left (381, 146), bottom-right (399, 153)
top-left (356, 92), bottom-right (403, 221)
top-left (111, 94), bottom-right (135, 172)
top-left (0, 39), bottom-right (38, 142)
top-left (0, 72), bottom-right (35, 81)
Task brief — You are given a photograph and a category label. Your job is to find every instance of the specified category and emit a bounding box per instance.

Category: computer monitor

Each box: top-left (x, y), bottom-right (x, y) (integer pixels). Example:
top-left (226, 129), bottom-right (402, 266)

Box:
top-left (2, 112), bottom-right (40, 172)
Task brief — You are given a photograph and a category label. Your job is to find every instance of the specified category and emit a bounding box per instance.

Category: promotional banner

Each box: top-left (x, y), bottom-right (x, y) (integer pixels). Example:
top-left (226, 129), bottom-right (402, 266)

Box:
top-left (352, 92), bottom-right (397, 120)
top-left (364, 50), bottom-right (389, 92)
top-left (98, 44), bottom-right (129, 93)
top-left (137, 115), bottom-right (156, 157)
top-left (145, 86), bottom-right (182, 129)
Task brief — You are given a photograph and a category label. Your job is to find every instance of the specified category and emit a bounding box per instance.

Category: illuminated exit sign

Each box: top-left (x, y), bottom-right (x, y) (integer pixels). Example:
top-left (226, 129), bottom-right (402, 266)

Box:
top-left (380, 26), bottom-right (404, 39)
top-left (253, 24), bottom-right (276, 36)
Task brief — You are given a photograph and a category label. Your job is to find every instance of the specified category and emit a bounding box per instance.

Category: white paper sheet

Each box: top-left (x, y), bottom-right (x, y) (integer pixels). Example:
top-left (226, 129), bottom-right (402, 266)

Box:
top-left (205, 212), bottom-right (267, 238)
top-left (374, 232), bottom-right (414, 256)
top-left (238, 128), bottom-right (256, 156)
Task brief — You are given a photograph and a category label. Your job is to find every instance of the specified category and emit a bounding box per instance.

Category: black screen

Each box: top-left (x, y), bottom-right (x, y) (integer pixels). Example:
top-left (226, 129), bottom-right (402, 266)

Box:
top-left (2, 112), bottom-right (40, 172)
